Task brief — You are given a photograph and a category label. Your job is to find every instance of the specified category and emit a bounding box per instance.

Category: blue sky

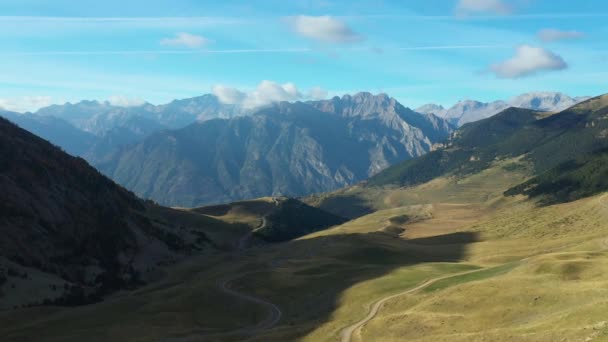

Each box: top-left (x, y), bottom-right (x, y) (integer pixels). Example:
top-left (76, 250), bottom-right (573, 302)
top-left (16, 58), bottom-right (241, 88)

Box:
top-left (1, 0), bottom-right (607, 111)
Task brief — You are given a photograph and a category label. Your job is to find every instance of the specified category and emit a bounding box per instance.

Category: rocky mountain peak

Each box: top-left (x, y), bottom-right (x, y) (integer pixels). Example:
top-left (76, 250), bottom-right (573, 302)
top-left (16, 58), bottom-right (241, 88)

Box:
top-left (416, 91), bottom-right (590, 127)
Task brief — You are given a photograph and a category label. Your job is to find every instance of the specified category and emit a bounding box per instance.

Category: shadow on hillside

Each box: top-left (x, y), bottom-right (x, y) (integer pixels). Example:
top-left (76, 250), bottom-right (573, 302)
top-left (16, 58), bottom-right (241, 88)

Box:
top-left (196, 229), bottom-right (479, 341)
top-left (313, 193), bottom-right (376, 219)
top-left (0, 230), bottom-right (479, 342)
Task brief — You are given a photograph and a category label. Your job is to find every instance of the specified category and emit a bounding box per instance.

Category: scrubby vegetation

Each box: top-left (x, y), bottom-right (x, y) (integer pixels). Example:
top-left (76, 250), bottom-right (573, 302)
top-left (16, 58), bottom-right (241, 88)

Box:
top-left (369, 97), bottom-right (608, 188)
top-left (368, 108), bottom-right (541, 187)
top-left (506, 149), bottom-right (608, 204)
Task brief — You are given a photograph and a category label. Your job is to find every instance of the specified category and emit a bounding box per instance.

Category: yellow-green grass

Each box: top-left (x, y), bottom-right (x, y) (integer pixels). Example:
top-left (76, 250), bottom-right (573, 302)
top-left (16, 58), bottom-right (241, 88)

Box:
top-left (2, 162), bottom-right (608, 342)
top-left (351, 194), bottom-right (608, 342)
top-left (422, 262), bottom-right (519, 293)
top-left (0, 197), bottom-right (483, 342)
top-left (360, 249), bottom-right (608, 341)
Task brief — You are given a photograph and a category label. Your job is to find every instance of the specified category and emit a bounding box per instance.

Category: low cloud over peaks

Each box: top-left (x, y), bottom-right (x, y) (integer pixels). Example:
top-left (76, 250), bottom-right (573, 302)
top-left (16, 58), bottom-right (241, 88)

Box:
top-left (489, 45), bottom-right (567, 78)
top-left (212, 81), bottom-right (328, 108)
top-left (107, 95), bottom-right (146, 107)
top-left (160, 32), bottom-right (211, 48)
top-left (211, 85), bottom-right (246, 105)
top-left (284, 16), bottom-right (363, 43)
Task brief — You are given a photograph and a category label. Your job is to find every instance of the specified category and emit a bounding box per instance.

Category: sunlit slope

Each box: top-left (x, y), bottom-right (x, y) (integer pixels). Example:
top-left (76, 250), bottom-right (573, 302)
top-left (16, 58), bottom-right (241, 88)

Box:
top-left (307, 157), bottom-right (532, 218)
top-left (358, 195), bottom-right (608, 342)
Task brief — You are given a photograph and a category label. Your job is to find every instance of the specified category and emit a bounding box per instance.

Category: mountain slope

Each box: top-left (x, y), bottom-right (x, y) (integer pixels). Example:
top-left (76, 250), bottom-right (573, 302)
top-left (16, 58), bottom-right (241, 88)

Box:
top-left (99, 93), bottom-right (453, 206)
top-left (0, 116), bottom-right (246, 309)
top-left (371, 94), bottom-right (608, 189)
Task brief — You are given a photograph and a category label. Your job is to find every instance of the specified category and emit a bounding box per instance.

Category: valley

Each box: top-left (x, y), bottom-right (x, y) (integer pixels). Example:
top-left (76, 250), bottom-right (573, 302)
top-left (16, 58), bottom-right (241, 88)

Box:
top-left (3, 95), bottom-right (608, 341)
top-left (4, 150), bottom-right (608, 341)
top-left (5, 2), bottom-right (608, 340)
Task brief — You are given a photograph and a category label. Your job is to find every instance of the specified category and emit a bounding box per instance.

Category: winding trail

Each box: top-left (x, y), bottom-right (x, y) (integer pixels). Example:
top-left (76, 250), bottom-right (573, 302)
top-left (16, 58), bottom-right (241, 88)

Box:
top-left (339, 268), bottom-right (486, 342)
top-left (164, 273), bottom-right (281, 341)
top-left (216, 272), bottom-right (282, 334)
top-left (341, 193), bottom-right (608, 342)
top-left (209, 215), bottom-right (281, 336)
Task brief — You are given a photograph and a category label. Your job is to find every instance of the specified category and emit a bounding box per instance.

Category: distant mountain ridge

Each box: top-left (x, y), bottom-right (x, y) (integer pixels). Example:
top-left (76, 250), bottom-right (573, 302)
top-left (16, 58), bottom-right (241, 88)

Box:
top-left (99, 93), bottom-right (453, 207)
top-left (416, 92), bottom-right (590, 126)
top-left (35, 94), bottom-right (243, 136)
top-left (1, 95), bottom-right (246, 164)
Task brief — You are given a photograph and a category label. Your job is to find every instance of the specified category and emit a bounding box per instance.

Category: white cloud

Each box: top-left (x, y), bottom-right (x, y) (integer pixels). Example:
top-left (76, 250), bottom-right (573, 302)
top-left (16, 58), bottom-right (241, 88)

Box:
top-left (284, 15), bottom-right (363, 43)
top-left (489, 45), bottom-right (568, 78)
top-left (455, 0), bottom-right (510, 16)
top-left (213, 81), bottom-right (328, 108)
top-left (0, 96), bottom-right (54, 113)
top-left (160, 32), bottom-right (211, 48)
top-left (212, 85), bottom-right (246, 104)
top-left (537, 28), bottom-right (585, 42)
top-left (107, 95), bottom-right (146, 107)
top-left (246, 81), bottom-right (302, 108)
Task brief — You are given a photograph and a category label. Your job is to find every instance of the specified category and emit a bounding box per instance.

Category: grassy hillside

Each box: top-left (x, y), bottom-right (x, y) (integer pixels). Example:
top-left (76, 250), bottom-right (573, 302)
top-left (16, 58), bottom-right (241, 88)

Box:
top-left (307, 157), bottom-right (532, 218)
top-left (7, 158), bottom-right (605, 341)
top-left (367, 107), bottom-right (540, 187)
top-left (0, 116), bottom-right (247, 310)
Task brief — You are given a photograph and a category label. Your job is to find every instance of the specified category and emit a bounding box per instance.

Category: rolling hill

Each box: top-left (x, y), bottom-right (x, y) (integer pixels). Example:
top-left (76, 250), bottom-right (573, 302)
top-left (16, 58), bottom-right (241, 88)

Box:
top-left (194, 197), bottom-right (347, 243)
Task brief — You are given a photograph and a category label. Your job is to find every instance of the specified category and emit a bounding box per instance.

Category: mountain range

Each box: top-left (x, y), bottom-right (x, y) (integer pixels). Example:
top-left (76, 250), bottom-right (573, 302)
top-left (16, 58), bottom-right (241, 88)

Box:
top-left (416, 91), bottom-right (590, 126)
top-left (98, 93), bottom-right (453, 206)
top-left (0, 91), bottom-right (589, 207)
top-left (27, 95), bottom-right (244, 163)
